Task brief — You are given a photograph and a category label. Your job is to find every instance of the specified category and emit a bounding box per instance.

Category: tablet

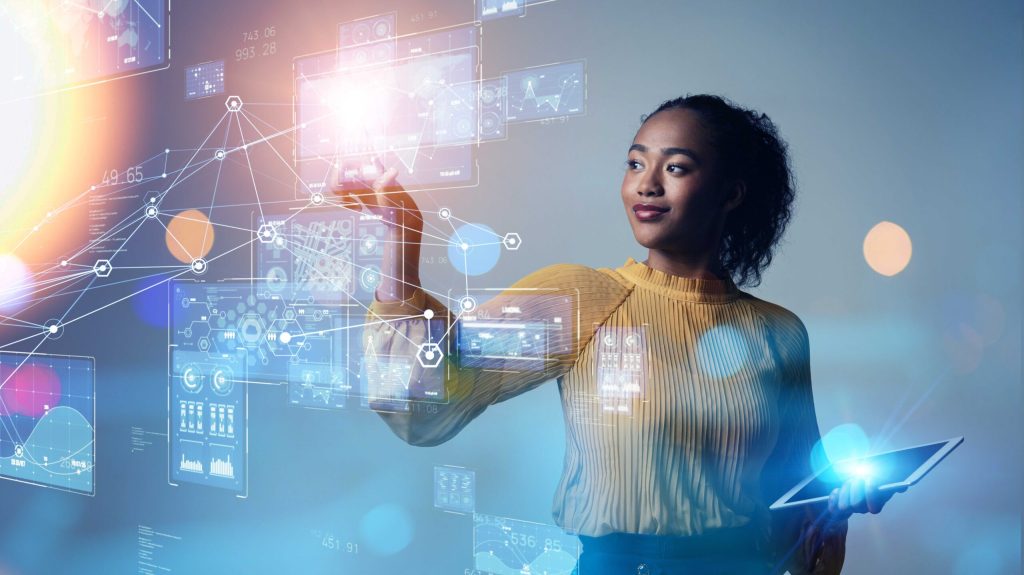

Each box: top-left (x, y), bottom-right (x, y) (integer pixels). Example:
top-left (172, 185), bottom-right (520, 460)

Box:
top-left (769, 436), bottom-right (963, 511)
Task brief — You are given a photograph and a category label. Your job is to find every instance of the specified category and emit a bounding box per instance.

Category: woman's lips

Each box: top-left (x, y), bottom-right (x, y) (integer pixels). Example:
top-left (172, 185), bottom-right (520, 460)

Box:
top-left (633, 203), bottom-right (670, 221)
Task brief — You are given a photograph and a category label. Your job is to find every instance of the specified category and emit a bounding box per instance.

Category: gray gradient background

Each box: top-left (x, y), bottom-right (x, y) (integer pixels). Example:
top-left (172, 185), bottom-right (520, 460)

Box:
top-left (0, 1), bottom-right (1019, 573)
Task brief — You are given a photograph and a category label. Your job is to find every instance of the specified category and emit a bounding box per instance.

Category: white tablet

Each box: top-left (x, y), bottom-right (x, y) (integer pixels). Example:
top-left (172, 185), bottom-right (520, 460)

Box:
top-left (769, 436), bottom-right (964, 511)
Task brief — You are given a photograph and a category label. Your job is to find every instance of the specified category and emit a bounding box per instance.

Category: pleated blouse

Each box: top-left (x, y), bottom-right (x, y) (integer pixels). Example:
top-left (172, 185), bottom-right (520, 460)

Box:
top-left (365, 258), bottom-right (848, 574)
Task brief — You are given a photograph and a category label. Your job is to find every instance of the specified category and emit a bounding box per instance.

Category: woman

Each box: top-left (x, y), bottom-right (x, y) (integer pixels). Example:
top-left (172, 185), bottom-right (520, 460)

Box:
top-left (344, 94), bottom-right (901, 574)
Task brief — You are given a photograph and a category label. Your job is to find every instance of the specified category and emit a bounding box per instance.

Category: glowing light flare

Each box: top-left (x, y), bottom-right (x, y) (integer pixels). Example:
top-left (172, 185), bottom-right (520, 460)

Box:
top-left (325, 65), bottom-right (396, 157)
top-left (810, 423), bottom-right (870, 480)
top-left (863, 221), bottom-right (913, 276)
top-left (0, 254), bottom-right (32, 315)
top-left (834, 459), bottom-right (876, 480)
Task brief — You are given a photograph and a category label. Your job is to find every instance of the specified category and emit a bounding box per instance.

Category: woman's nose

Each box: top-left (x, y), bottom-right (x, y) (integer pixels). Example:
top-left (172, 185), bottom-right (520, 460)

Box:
top-left (636, 177), bottom-right (663, 197)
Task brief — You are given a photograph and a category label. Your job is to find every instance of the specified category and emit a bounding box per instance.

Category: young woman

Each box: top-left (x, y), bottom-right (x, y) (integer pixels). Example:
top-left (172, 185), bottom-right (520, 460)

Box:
top-left (344, 94), bottom-right (902, 574)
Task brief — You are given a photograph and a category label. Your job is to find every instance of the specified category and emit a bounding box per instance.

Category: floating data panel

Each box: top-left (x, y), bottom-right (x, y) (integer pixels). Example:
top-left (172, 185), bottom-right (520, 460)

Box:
top-left (595, 325), bottom-right (648, 415)
top-left (0, 352), bottom-right (95, 495)
top-left (257, 207), bottom-right (390, 304)
top-left (505, 60), bottom-right (587, 123)
top-left (2, 0), bottom-right (170, 99)
top-left (358, 317), bottom-right (449, 412)
top-left (185, 60), bottom-right (225, 100)
top-left (170, 283), bottom-right (249, 494)
top-left (452, 288), bottom-right (578, 373)
top-left (293, 25), bottom-right (480, 195)
top-left (473, 514), bottom-right (580, 575)
top-left (478, 0), bottom-right (526, 21)
top-left (171, 280), bottom-right (353, 411)
top-left (479, 77), bottom-right (509, 142)
top-left (434, 465), bottom-right (475, 514)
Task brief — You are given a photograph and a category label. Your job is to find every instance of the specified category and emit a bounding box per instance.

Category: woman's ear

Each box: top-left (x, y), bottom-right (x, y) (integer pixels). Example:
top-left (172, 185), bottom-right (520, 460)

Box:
top-left (724, 180), bottom-right (746, 213)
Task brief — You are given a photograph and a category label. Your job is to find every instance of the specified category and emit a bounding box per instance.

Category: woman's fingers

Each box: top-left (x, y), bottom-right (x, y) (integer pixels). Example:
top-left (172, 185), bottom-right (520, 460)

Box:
top-left (864, 477), bottom-right (882, 514)
top-left (849, 477), bottom-right (866, 513)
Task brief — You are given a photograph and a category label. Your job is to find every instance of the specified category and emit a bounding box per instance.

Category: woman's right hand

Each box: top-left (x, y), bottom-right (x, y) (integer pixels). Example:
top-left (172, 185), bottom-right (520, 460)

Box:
top-left (334, 163), bottom-right (423, 302)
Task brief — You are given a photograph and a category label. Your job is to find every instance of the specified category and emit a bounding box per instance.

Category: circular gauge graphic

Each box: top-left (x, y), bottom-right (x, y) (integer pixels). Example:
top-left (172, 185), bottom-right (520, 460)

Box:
top-left (351, 22), bottom-right (372, 44)
top-left (371, 42), bottom-right (394, 62)
top-left (211, 366), bottom-right (234, 396)
top-left (481, 112), bottom-right (501, 137)
top-left (359, 234), bottom-right (378, 255)
top-left (266, 266), bottom-right (288, 292)
top-left (455, 116), bottom-right (474, 138)
top-left (481, 86), bottom-right (498, 106)
top-left (180, 364), bottom-right (203, 393)
top-left (360, 265), bottom-right (382, 293)
top-left (373, 19), bottom-right (391, 40)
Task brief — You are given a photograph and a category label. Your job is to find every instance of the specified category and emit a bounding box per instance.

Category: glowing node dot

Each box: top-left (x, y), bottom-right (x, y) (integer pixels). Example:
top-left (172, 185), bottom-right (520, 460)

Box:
top-left (48, 324), bottom-right (58, 334)
top-left (461, 243), bottom-right (469, 251)
top-left (60, 260), bottom-right (67, 267)
top-left (423, 309), bottom-right (434, 320)
top-left (425, 351), bottom-right (435, 360)
top-left (280, 331), bottom-right (292, 344)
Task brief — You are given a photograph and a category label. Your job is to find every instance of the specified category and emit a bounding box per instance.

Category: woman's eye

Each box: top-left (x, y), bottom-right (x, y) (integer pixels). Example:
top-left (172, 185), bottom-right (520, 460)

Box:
top-left (667, 164), bottom-right (689, 174)
top-left (625, 159), bottom-right (643, 170)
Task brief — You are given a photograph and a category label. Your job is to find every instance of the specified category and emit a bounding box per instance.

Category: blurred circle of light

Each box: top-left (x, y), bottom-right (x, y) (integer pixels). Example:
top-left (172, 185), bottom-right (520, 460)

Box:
top-left (358, 503), bottom-right (414, 555)
top-left (953, 540), bottom-right (1005, 575)
top-left (0, 254), bottom-right (33, 315)
top-left (695, 325), bottom-right (749, 379)
top-left (1, 362), bottom-right (61, 418)
top-left (132, 278), bottom-right (169, 328)
top-left (863, 221), bottom-right (912, 276)
top-left (448, 223), bottom-right (502, 276)
top-left (164, 209), bottom-right (215, 264)
top-left (810, 423), bottom-right (870, 480)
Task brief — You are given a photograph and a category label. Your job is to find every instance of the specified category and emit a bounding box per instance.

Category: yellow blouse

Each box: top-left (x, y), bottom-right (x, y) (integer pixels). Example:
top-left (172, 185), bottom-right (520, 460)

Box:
top-left (365, 258), bottom-right (847, 574)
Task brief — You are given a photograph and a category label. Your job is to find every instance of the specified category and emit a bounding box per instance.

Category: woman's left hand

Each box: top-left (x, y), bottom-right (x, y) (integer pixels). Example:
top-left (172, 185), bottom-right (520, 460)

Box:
top-left (826, 476), bottom-right (907, 522)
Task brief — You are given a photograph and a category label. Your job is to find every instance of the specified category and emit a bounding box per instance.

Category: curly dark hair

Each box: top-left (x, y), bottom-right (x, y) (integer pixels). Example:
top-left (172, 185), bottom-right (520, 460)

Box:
top-left (641, 94), bottom-right (796, 288)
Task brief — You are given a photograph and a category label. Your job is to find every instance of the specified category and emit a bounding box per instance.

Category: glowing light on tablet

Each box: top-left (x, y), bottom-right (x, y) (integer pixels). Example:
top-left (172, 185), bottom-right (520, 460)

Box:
top-left (810, 423), bottom-right (870, 478)
top-left (835, 460), bottom-right (875, 479)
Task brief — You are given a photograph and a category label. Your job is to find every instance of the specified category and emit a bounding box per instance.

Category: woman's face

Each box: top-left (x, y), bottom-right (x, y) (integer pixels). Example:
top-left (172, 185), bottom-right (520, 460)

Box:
top-left (620, 108), bottom-right (743, 257)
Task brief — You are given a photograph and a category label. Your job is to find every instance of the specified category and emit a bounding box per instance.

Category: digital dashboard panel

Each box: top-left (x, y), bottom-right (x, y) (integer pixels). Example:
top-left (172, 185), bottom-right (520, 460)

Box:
top-left (453, 289), bottom-right (577, 373)
top-left (2, 0), bottom-right (169, 97)
top-left (0, 352), bottom-right (95, 495)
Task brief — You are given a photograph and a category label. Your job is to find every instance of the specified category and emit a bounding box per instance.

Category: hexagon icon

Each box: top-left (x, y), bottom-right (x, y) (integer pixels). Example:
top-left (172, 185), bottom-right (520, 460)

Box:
top-left (267, 318), bottom-right (306, 357)
top-left (93, 259), bottom-right (113, 277)
top-left (237, 314), bottom-right (265, 347)
top-left (257, 224), bottom-right (278, 243)
top-left (502, 232), bottom-right (522, 250)
top-left (225, 95), bottom-right (243, 112)
top-left (416, 343), bottom-right (444, 368)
